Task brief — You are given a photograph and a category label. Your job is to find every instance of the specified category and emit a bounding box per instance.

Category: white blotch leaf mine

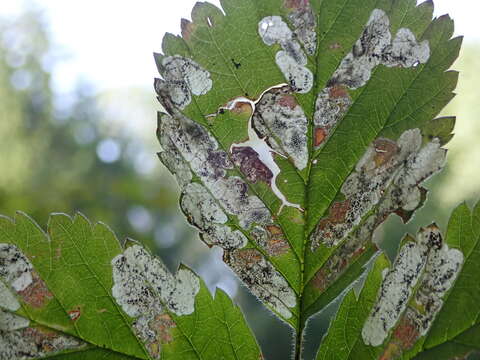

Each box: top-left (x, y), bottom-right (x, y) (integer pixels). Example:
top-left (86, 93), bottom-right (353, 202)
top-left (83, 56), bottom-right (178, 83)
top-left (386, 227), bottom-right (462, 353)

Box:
top-left (313, 86), bottom-right (352, 146)
top-left (362, 229), bottom-right (437, 347)
top-left (0, 245), bottom-right (83, 358)
top-left (313, 9), bottom-right (430, 145)
top-left (156, 83), bottom-right (297, 317)
top-left (253, 85), bottom-right (308, 170)
top-left (362, 226), bottom-right (464, 348)
top-left (111, 245), bottom-right (199, 358)
top-left (158, 132), bottom-right (193, 188)
top-left (158, 111), bottom-right (271, 229)
top-left (287, 2), bottom-right (317, 55)
top-left (225, 248), bottom-right (297, 319)
top-left (0, 244), bottom-right (33, 293)
top-left (181, 182), bottom-right (248, 249)
top-left (410, 242), bottom-right (463, 337)
top-left (0, 280), bottom-right (21, 312)
top-left (258, 16), bottom-right (293, 45)
top-left (275, 51), bottom-right (314, 94)
top-left (0, 309), bottom-right (83, 359)
top-left (112, 245), bottom-right (199, 317)
top-left (311, 129), bottom-right (446, 249)
top-left (0, 310), bottom-right (30, 331)
top-left (224, 91), bottom-right (303, 214)
top-left (386, 28), bottom-right (431, 68)
top-left (333, 9), bottom-right (430, 89)
top-left (258, 16), bottom-right (313, 93)
top-left (156, 55), bottom-right (212, 110)
top-left (1, 328), bottom-right (84, 359)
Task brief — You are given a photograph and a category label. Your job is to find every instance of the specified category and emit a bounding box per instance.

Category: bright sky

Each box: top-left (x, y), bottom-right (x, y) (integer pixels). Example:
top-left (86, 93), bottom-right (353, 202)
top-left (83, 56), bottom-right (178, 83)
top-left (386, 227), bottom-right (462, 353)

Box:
top-left (1, 0), bottom-right (479, 93)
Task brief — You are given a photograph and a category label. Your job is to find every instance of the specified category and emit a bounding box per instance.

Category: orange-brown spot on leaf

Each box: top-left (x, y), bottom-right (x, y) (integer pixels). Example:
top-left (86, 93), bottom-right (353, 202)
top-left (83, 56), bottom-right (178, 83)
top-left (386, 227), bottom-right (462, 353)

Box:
top-left (314, 127), bottom-right (327, 146)
top-left (318, 200), bottom-right (351, 231)
top-left (329, 43), bottom-right (342, 50)
top-left (379, 343), bottom-right (401, 360)
top-left (54, 247), bottom-right (61, 260)
top-left (312, 268), bottom-right (328, 292)
top-left (289, 213), bottom-right (305, 225)
top-left (328, 85), bottom-right (348, 99)
top-left (144, 313), bottom-right (177, 358)
top-left (22, 327), bottom-right (63, 353)
top-left (232, 146), bottom-right (273, 184)
top-left (373, 139), bottom-right (399, 167)
top-left (68, 307), bottom-right (81, 322)
top-left (232, 101), bottom-right (253, 115)
top-left (264, 225), bottom-right (289, 256)
top-left (229, 248), bottom-right (263, 267)
top-left (278, 94), bottom-right (298, 110)
top-left (266, 224), bottom-right (283, 236)
top-left (181, 19), bottom-right (196, 41)
top-left (151, 313), bottom-right (177, 344)
top-left (18, 272), bottom-right (53, 308)
top-left (392, 315), bottom-right (420, 350)
top-left (424, 223), bottom-right (440, 232)
top-left (351, 246), bottom-right (367, 259)
top-left (284, 0), bottom-right (309, 9)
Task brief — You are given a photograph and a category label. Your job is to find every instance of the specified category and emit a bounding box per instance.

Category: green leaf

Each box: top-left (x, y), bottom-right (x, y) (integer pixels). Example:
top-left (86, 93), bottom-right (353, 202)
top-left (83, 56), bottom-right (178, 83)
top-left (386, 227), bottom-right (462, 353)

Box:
top-left (315, 202), bottom-right (480, 359)
top-left (1, 0), bottom-right (465, 358)
top-left (154, 0), bottom-right (460, 348)
top-left (421, 202), bottom-right (480, 354)
top-left (315, 253), bottom-right (390, 360)
top-left (0, 213), bottom-right (260, 359)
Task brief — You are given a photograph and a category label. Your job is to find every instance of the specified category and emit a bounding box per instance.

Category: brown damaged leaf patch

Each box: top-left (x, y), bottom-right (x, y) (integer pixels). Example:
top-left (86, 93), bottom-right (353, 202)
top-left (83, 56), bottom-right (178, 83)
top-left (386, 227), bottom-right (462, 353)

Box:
top-left (151, 313), bottom-right (177, 345)
top-left (264, 225), bottom-right (290, 257)
top-left (373, 139), bottom-right (399, 167)
top-left (328, 85), bottom-right (349, 99)
top-left (227, 248), bottom-right (263, 268)
top-left (311, 241), bottom-right (374, 292)
top-left (378, 315), bottom-right (420, 359)
top-left (329, 43), bottom-right (342, 50)
top-left (231, 147), bottom-right (273, 184)
top-left (317, 200), bottom-right (351, 237)
top-left (314, 127), bottom-right (327, 146)
top-left (379, 343), bottom-right (401, 360)
top-left (312, 268), bottom-right (329, 292)
top-left (68, 307), bottom-right (81, 322)
top-left (18, 272), bottom-right (53, 308)
top-left (284, 0), bottom-right (310, 10)
top-left (232, 101), bottom-right (253, 115)
top-left (278, 94), bottom-right (298, 110)
top-left (22, 327), bottom-right (71, 353)
top-left (392, 315), bottom-right (420, 350)
top-left (181, 19), bottom-right (197, 41)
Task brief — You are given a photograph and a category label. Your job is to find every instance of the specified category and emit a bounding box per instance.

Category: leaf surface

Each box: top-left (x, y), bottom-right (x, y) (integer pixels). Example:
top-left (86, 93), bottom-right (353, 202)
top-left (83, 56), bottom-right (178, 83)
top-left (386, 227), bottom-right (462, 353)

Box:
top-left (316, 202), bottom-right (480, 359)
top-left (0, 0), bottom-right (466, 358)
top-left (0, 213), bottom-right (260, 360)
top-left (154, 0), bottom-right (460, 340)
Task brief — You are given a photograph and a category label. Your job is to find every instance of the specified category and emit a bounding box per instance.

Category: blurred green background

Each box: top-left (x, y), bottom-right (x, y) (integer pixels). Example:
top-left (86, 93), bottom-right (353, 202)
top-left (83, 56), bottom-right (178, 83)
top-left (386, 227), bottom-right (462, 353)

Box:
top-left (0, 1), bottom-right (478, 359)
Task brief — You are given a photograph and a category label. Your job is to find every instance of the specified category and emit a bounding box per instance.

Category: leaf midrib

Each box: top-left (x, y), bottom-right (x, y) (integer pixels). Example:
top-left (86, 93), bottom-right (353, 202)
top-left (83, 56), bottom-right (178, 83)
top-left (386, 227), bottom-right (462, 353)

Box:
top-left (301, 0), bottom-right (440, 337)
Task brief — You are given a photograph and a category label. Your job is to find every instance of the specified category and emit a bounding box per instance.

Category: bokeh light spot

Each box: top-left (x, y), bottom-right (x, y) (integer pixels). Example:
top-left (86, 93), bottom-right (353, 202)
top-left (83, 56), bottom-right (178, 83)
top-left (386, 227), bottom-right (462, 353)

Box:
top-left (96, 138), bottom-right (121, 163)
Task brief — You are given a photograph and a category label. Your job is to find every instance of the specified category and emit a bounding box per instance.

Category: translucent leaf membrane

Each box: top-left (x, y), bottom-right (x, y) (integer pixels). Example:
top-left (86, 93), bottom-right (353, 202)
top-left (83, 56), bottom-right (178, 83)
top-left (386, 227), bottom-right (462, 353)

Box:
top-left (0, 213), bottom-right (261, 360)
top-left (153, 0), bottom-right (460, 348)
